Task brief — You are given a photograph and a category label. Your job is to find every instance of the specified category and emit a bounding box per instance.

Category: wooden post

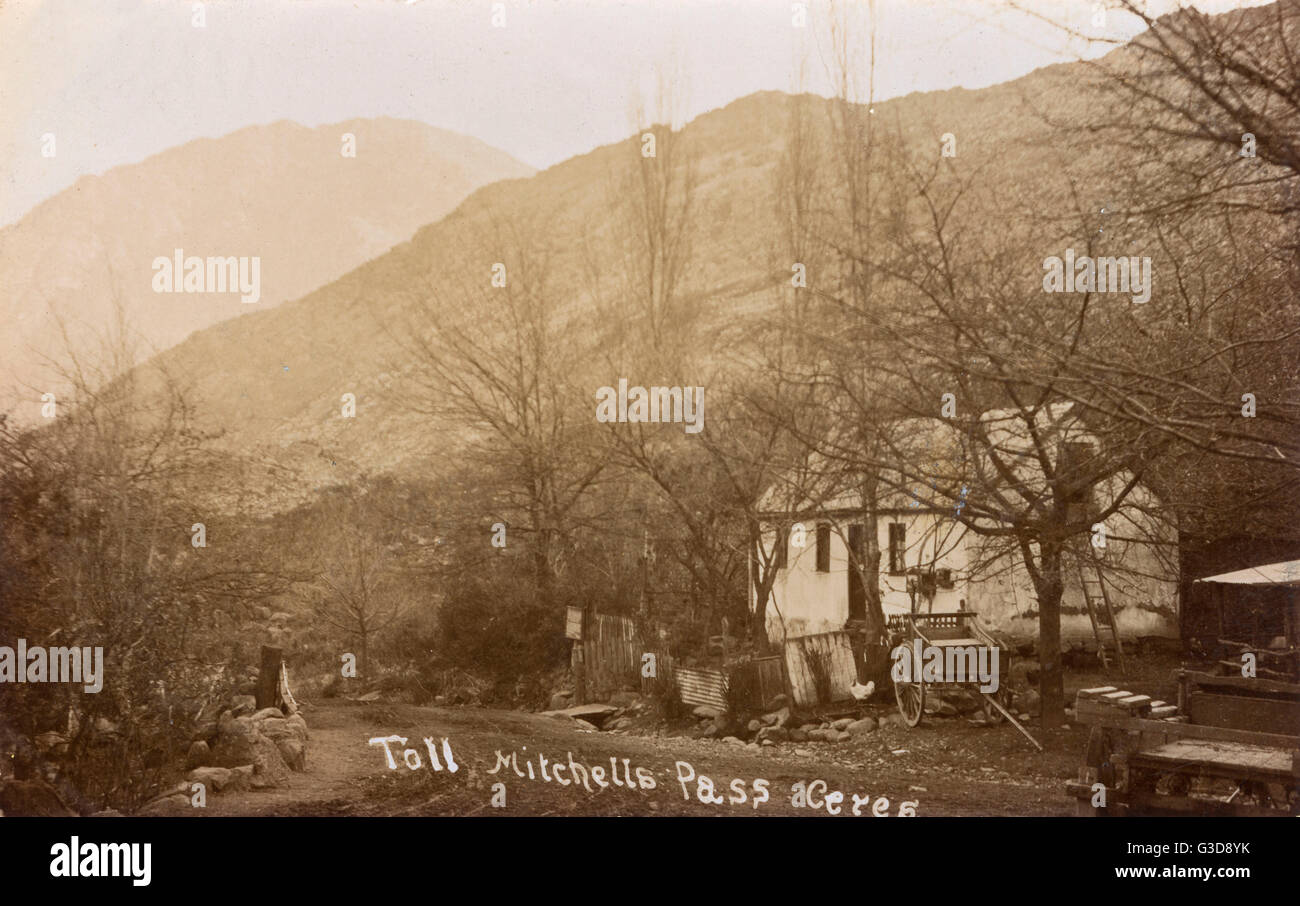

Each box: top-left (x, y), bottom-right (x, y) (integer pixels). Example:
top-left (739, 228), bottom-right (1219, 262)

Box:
top-left (258, 645), bottom-right (282, 711)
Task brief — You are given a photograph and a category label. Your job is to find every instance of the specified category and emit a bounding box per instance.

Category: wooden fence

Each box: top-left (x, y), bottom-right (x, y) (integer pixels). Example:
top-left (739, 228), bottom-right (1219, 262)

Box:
top-left (783, 630), bottom-right (859, 706)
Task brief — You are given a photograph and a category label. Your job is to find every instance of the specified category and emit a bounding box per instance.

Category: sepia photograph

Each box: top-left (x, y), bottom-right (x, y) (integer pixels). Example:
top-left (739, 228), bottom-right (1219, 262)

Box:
top-left (0, 0), bottom-right (1296, 888)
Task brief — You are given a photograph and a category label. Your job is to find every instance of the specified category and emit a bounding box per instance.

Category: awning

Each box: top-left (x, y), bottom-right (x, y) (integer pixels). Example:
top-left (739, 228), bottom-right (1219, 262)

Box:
top-left (1194, 560), bottom-right (1300, 588)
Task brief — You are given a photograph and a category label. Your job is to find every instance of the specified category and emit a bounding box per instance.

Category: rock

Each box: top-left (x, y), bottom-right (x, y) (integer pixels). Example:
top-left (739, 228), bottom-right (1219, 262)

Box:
top-left (186, 740), bottom-right (211, 769)
top-left (551, 703), bottom-right (618, 720)
top-left (692, 705), bottom-right (723, 720)
top-left (764, 694), bottom-right (790, 711)
top-left (137, 793), bottom-right (190, 816)
top-left (227, 765), bottom-right (254, 792)
top-left (747, 719), bottom-right (761, 732)
top-left (806, 729), bottom-right (831, 742)
top-left (794, 748), bottom-right (814, 757)
top-left (829, 730), bottom-right (851, 742)
top-left (760, 738), bottom-right (775, 746)
top-left (610, 717), bottom-right (634, 731)
top-left (1018, 713), bottom-right (1031, 721)
top-left (251, 707), bottom-right (283, 722)
top-left (609, 691), bottom-right (640, 708)
top-left (788, 729), bottom-right (808, 742)
top-left (830, 718), bottom-right (853, 731)
top-left (757, 726), bottom-right (789, 743)
top-left (250, 734), bottom-right (291, 788)
top-left (285, 713), bottom-right (309, 742)
top-left (745, 742), bottom-right (760, 751)
top-left (275, 736), bottom-right (307, 772)
top-left (573, 719), bottom-right (600, 731)
top-left (191, 720), bottom-right (218, 743)
top-left (186, 767), bottom-right (232, 792)
top-left (356, 691), bottom-right (381, 703)
top-left (548, 692), bottom-right (573, 711)
top-left (210, 718), bottom-right (259, 768)
top-left (798, 723), bottom-right (818, 733)
top-left (258, 718), bottom-right (292, 739)
top-left (230, 695), bottom-right (257, 717)
top-left (847, 718), bottom-right (876, 736)
top-left (270, 611), bottom-right (293, 622)
top-left (763, 706), bottom-right (792, 728)
top-left (93, 717), bottom-right (119, 735)
top-left (926, 701), bottom-right (959, 717)
top-left (0, 779), bottom-right (77, 816)
top-left (722, 736), bottom-right (744, 746)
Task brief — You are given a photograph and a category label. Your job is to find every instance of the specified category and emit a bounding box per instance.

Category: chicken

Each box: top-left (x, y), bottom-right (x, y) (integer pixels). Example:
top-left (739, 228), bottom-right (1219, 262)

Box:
top-left (850, 680), bottom-right (876, 701)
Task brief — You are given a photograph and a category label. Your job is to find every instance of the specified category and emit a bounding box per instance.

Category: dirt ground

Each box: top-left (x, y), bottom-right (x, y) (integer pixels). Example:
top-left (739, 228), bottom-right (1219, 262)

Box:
top-left (186, 657), bottom-right (1185, 817)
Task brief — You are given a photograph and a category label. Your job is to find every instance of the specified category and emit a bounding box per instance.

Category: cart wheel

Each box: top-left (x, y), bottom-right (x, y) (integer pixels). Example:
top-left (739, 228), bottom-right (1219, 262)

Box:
top-left (980, 688), bottom-right (1010, 724)
top-left (895, 675), bottom-right (924, 727)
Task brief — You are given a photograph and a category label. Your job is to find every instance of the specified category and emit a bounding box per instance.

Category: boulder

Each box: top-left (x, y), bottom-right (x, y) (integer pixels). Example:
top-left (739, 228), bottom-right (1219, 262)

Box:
top-left (877, 712), bottom-right (907, 728)
top-left (137, 793), bottom-right (190, 816)
top-left (549, 692), bottom-right (573, 711)
top-left (722, 736), bottom-right (744, 746)
top-left (210, 718), bottom-right (259, 768)
top-left (285, 713), bottom-right (309, 742)
top-left (788, 729), bottom-right (808, 742)
top-left (756, 726), bottom-right (789, 743)
top-left (847, 718), bottom-right (877, 737)
top-left (746, 719), bottom-right (761, 732)
top-left (230, 695), bottom-right (257, 717)
top-left (275, 736), bottom-right (307, 772)
top-left (186, 740), bottom-right (211, 769)
top-left (692, 705), bottom-right (723, 720)
top-left (258, 718), bottom-right (292, 739)
top-left (831, 718), bottom-right (854, 731)
top-left (186, 767), bottom-right (232, 792)
top-left (806, 729), bottom-right (832, 742)
top-left (251, 707), bottom-right (284, 723)
top-left (573, 719), bottom-right (600, 732)
top-left (250, 734), bottom-right (291, 788)
top-left (227, 765), bottom-right (254, 792)
top-left (0, 779), bottom-right (76, 816)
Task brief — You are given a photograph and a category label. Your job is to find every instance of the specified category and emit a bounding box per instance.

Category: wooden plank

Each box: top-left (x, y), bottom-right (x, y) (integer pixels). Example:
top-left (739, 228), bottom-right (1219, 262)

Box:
top-left (1181, 670), bottom-right (1300, 697)
top-left (1187, 692), bottom-right (1300, 735)
top-left (565, 606), bottom-right (584, 640)
top-left (1076, 699), bottom-right (1300, 748)
top-left (1076, 686), bottom-right (1119, 700)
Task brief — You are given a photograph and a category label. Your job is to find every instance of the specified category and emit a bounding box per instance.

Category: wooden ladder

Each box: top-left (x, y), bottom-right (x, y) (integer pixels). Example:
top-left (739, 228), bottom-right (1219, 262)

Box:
top-left (1077, 556), bottom-right (1125, 674)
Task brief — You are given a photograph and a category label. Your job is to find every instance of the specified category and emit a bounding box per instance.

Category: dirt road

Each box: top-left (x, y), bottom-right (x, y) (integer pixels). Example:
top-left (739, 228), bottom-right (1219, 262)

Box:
top-left (197, 698), bottom-right (1082, 817)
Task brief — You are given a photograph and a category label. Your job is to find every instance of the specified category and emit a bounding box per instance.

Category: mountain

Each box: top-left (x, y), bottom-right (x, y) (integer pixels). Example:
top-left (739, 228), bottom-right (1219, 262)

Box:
top-left (0, 117), bottom-right (534, 416)
top-left (75, 5), bottom-right (1292, 511)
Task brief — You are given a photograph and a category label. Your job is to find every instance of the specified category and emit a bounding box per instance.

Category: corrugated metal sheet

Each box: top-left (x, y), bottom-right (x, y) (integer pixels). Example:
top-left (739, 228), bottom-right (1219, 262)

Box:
top-left (676, 667), bottom-right (730, 711)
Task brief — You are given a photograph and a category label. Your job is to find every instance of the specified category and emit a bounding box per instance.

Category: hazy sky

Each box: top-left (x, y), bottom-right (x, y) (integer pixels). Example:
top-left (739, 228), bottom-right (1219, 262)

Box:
top-left (0, 0), bottom-right (1266, 226)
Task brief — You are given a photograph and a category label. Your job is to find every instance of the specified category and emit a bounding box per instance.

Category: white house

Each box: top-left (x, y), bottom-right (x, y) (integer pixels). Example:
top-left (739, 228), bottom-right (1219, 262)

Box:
top-left (752, 406), bottom-right (1179, 649)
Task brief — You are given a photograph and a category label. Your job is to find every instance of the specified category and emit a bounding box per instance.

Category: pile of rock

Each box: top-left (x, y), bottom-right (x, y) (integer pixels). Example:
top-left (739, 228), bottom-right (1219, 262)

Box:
top-left (541, 690), bottom-right (646, 732)
top-left (694, 694), bottom-right (882, 747)
top-left (185, 695), bottom-right (309, 796)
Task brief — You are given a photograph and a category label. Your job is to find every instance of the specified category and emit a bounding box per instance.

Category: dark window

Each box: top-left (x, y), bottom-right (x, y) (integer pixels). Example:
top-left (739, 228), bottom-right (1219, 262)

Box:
top-left (774, 525), bottom-right (788, 569)
top-left (815, 524), bottom-right (831, 572)
top-left (888, 523), bottom-right (907, 574)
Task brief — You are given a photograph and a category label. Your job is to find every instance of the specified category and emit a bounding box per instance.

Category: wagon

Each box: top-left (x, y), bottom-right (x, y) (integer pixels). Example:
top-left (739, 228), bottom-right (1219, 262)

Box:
top-left (1066, 670), bottom-right (1300, 815)
top-left (885, 610), bottom-right (1014, 727)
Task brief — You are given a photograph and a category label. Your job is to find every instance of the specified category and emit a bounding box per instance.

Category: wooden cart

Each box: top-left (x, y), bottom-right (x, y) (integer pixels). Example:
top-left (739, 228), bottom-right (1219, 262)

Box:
top-left (886, 610), bottom-right (1013, 727)
top-left (1066, 671), bottom-right (1300, 816)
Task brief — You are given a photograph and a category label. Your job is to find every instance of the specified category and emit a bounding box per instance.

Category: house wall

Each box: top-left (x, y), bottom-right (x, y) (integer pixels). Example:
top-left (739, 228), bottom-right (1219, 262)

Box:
top-left (760, 499), bottom-right (1178, 646)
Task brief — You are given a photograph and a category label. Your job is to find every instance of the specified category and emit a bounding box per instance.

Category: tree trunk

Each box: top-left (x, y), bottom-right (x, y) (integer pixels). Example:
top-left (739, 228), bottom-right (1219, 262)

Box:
top-left (1034, 541), bottom-right (1067, 728)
